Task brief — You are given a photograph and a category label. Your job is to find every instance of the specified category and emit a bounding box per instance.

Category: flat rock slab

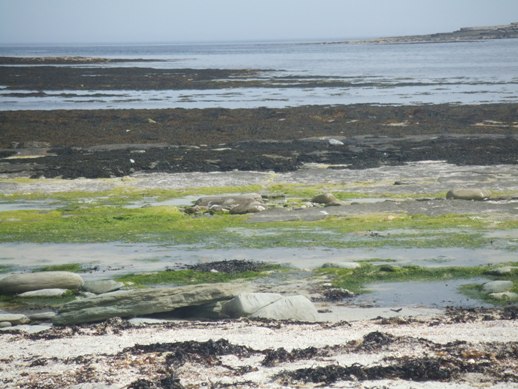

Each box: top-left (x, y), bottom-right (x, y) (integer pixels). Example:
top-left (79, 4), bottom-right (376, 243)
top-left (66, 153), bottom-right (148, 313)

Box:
top-left (0, 271), bottom-right (84, 294)
top-left (53, 283), bottom-right (245, 326)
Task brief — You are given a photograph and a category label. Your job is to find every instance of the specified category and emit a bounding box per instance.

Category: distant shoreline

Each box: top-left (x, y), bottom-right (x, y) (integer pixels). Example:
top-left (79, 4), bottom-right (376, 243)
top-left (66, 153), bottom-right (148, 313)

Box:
top-left (330, 22), bottom-right (518, 45)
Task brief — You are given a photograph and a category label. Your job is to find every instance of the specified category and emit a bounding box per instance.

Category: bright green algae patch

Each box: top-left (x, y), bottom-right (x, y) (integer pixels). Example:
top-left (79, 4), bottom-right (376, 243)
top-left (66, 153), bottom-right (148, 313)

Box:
top-left (0, 205), bottom-right (514, 249)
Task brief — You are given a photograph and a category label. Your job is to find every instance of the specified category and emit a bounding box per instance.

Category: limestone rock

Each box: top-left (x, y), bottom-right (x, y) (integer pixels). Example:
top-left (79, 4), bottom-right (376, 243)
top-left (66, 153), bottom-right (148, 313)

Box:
top-left (29, 311), bottom-right (57, 321)
top-left (251, 295), bottom-right (318, 321)
top-left (53, 283), bottom-right (244, 326)
top-left (18, 288), bottom-right (69, 298)
top-left (222, 293), bottom-right (283, 318)
top-left (311, 193), bottom-right (344, 206)
top-left (0, 271), bottom-right (84, 295)
top-left (446, 188), bottom-right (491, 201)
top-left (222, 292), bottom-right (318, 322)
top-left (482, 280), bottom-right (513, 293)
top-left (83, 280), bottom-right (124, 294)
top-left (489, 291), bottom-right (518, 301)
top-left (0, 313), bottom-right (30, 325)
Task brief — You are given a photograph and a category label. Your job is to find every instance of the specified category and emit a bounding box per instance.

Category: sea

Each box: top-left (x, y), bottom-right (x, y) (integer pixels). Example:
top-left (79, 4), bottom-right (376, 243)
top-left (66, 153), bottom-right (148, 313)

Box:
top-left (1, 38), bottom-right (518, 110)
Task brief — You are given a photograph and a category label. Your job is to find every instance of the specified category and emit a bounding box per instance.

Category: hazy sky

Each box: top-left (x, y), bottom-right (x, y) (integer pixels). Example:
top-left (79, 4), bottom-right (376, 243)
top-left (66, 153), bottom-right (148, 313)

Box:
top-left (1, 0), bottom-right (517, 44)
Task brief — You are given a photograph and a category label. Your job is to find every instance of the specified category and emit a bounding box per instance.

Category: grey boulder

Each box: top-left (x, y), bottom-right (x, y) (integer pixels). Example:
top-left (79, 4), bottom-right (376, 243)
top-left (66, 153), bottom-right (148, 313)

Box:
top-left (222, 292), bottom-right (318, 322)
top-left (83, 280), bottom-right (124, 294)
top-left (0, 271), bottom-right (84, 294)
top-left (446, 188), bottom-right (491, 201)
top-left (311, 193), bottom-right (344, 206)
top-left (53, 283), bottom-right (243, 326)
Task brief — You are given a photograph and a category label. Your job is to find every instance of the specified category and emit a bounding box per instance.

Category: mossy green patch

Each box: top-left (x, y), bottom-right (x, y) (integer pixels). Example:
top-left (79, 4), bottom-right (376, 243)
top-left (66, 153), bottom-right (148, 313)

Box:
top-left (316, 263), bottom-right (489, 294)
top-left (0, 291), bottom-right (77, 310)
top-left (34, 263), bottom-right (83, 273)
top-left (117, 265), bottom-right (282, 287)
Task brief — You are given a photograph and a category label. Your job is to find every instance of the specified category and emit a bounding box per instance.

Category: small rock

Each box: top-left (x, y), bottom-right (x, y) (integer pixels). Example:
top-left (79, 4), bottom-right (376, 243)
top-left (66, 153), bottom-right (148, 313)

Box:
top-left (0, 271), bottom-right (84, 295)
top-left (83, 280), bottom-right (123, 294)
top-left (18, 288), bottom-right (69, 298)
top-left (489, 292), bottom-right (518, 301)
top-left (0, 322), bottom-right (12, 328)
top-left (446, 188), bottom-right (491, 201)
top-left (328, 138), bottom-right (344, 146)
top-left (482, 280), bottom-right (513, 293)
top-left (311, 193), bottom-right (344, 206)
top-left (0, 313), bottom-right (30, 325)
top-left (147, 118), bottom-right (157, 124)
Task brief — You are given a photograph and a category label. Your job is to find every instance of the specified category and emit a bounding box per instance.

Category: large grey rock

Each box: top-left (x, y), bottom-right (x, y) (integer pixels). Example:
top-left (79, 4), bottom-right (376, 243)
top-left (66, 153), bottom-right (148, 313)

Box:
top-left (18, 288), bottom-right (69, 298)
top-left (482, 280), bottom-right (513, 293)
top-left (83, 280), bottom-right (123, 294)
top-left (53, 283), bottom-right (244, 326)
top-left (222, 293), bottom-right (283, 317)
top-left (0, 271), bottom-right (84, 295)
top-left (0, 313), bottom-right (30, 325)
top-left (251, 295), bottom-right (318, 322)
top-left (222, 292), bottom-right (318, 322)
top-left (446, 188), bottom-right (491, 201)
top-left (194, 194), bottom-right (266, 214)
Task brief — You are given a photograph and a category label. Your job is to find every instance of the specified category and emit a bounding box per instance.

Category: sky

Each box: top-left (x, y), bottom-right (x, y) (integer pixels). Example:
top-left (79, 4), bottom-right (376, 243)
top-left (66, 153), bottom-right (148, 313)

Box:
top-left (1, 0), bottom-right (517, 44)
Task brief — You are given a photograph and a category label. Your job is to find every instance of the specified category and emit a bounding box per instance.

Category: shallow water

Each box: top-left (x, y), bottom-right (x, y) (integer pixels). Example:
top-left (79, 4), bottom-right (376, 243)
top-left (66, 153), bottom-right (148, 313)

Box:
top-left (1, 39), bottom-right (517, 109)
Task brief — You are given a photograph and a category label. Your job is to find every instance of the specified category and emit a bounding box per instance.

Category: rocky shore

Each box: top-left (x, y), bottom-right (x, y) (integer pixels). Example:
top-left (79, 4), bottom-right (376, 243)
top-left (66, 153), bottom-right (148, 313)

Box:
top-left (343, 22), bottom-right (518, 44)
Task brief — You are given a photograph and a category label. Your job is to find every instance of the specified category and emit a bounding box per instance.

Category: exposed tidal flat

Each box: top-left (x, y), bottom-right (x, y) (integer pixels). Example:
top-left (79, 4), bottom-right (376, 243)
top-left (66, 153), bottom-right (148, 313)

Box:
top-left (0, 41), bottom-right (517, 387)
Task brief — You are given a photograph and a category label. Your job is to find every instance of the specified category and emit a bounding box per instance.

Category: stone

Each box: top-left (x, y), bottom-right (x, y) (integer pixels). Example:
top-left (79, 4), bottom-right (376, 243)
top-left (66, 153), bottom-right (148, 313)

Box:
top-left (222, 293), bottom-right (283, 318)
top-left (482, 280), bottom-right (513, 293)
top-left (446, 188), bottom-right (491, 201)
top-left (53, 283), bottom-right (244, 326)
top-left (328, 138), bottom-right (344, 146)
top-left (0, 313), bottom-right (30, 325)
top-left (489, 292), bottom-right (518, 301)
top-left (0, 271), bottom-right (84, 295)
top-left (83, 280), bottom-right (124, 294)
top-left (222, 293), bottom-right (318, 322)
top-left (29, 311), bottom-right (57, 321)
top-left (229, 200), bottom-right (266, 214)
top-left (311, 193), bottom-right (344, 206)
top-left (18, 288), bottom-right (69, 298)
top-left (251, 295), bottom-right (318, 322)
top-left (0, 322), bottom-right (12, 328)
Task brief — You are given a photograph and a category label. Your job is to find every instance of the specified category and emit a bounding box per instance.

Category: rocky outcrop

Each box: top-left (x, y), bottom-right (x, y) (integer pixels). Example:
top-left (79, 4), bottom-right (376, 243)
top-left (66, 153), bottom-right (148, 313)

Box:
top-left (0, 272), bottom-right (84, 295)
top-left (222, 292), bottom-right (318, 322)
top-left (446, 188), bottom-right (491, 201)
top-left (53, 283), bottom-right (244, 326)
top-left (188, 194), bottom-right (267, 214)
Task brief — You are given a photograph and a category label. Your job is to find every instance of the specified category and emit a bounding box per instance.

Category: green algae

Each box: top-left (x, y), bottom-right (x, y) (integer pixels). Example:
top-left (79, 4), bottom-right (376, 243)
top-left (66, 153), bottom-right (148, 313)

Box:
top-left (316, 263), bottom-right (489, 294)
top-left (116, 264), bottom-right (283, 287)
top-left (34, 263), bottom-right (84, 273)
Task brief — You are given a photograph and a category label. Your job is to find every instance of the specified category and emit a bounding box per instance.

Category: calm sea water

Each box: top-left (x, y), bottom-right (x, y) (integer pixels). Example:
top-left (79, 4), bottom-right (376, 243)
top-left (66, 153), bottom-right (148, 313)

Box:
top-left (1, 39), bottom-right (517, 110)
